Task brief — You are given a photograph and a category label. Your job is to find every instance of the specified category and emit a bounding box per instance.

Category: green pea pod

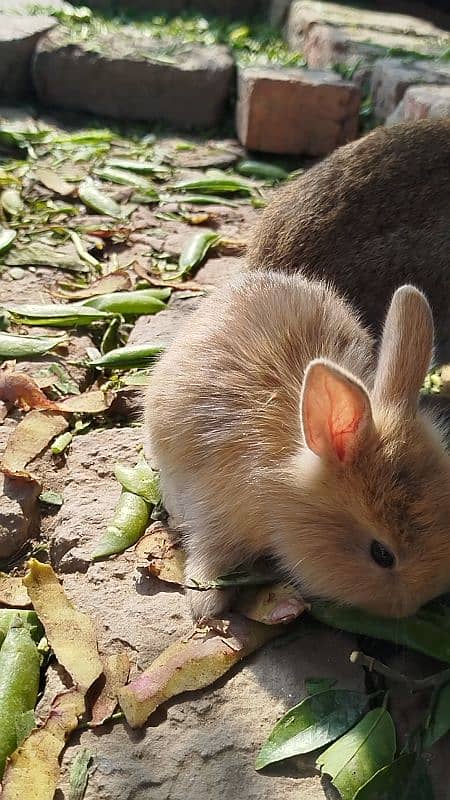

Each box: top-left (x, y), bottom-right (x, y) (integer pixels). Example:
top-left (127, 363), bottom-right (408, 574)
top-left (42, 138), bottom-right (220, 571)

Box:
top-left (94, 167), bottom-right (154, 190)
top-left (173, 177), bottom-right (254, 196)
top-left (0, 332), bottom-right (67, 359)
top-left (78, 182), bottom-right (123, 219)
top-left (114, 458), bottom-right (160, 505)
top-left (1, 189), bottom-right (23, 216)
top-left (310, 601), bottom-right (450, 663)
top-left (92, 491), bottom-right (150, 559)
top-left (0, 619), bottom-right (41, 777)
top-left (105, 158), bottom-right (169, 177)
top-left (235, 160), bottom-right (288, 181)
top-left (88, 342), bottom-right (165, 370)
top-left (0, 611), bottom-right (43, 647)
top-left (0, 228), bottom-right (16, 254)
top-left (3, 303), bottom-right (112, 327)
top-left (81, 289), bottom-right (169, 315)
top-left (178, 231), bottom-right (220, 275)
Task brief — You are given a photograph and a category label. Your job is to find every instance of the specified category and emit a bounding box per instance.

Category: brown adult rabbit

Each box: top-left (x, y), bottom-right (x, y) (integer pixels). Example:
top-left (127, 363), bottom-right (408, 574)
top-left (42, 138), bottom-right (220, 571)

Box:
top-left (145, 271), bottom-right (450, 620)
top-left (247, 119), bottom-right (450, 359)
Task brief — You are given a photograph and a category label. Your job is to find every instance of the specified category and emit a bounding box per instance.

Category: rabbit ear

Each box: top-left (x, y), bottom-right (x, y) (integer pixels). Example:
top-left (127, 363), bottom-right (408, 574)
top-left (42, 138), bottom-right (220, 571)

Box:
top-left (373, 285), bottom-right (433, 410)
top-left (301, 359), bottom-right (373, 464)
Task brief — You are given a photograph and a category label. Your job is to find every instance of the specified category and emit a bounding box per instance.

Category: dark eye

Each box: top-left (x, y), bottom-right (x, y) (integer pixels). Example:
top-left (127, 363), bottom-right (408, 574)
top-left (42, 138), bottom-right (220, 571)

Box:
top-left (370, 540), bottom-right (395, 569)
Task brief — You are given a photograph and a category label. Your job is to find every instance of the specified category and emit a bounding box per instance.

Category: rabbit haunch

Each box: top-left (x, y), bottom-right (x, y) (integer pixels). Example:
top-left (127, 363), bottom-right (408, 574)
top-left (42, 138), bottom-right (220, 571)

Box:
top-left (247, 118), bottom-right (450, 360)
top-left (146, 272), bottom-right (450, 620)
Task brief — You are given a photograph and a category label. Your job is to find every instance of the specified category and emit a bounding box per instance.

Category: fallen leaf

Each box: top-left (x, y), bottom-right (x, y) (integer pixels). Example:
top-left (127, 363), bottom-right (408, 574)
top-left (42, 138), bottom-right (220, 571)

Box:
top-left (34, 167), bottom-right (74, 197)
top-left (68, 748), bottom-right (92, 800)
top-left (135, 521), bottom-right (185, 584)
top-left (0, 574), bottom-right (31, 608)
top-left (238, 583), bottom-right (308, 625)
top-left (89, 653), bottom-right (130, 727)
top-left (0, 472), bottom-right (42, 560)
top-left (55, 270), bottom-right (131, 299)
top-left (118, 614), bottom-right (283, 728)
top-left (2, 411), bottom-right (68, 472)
top-left (0, 689), bottom-right (85, 799)
top-left (58, 390), bottom-right (114, 414)
top-left (0, 371), bottom-right (61, 412)
top-left (23, 560), bottom-right (103, 691)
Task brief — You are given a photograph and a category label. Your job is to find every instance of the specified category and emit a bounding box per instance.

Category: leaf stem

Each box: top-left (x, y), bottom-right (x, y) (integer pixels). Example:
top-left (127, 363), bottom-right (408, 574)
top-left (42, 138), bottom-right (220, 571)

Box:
top-left (350, 650), bottom-right (450, 691)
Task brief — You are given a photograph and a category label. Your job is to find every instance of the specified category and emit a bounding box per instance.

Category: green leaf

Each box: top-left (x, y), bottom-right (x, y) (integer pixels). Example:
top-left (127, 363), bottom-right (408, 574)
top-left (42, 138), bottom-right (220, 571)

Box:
top-left (81, 289), bottom-right (168, 316)
top-left (39, 490), bottom-right (64, 507)
top-left (4, 242), bottom-right (89, 272)
top-left (105, 157), bottom-right (169, 177)
top-left (15, 709), bottom-right (36, 747)
top-left (165, 193), bottom-right (239, 207)
top-left (235, 160), bottom-right (288, 181)
top-left (305, 678), bottom-right (336, 696)
top-left (178, 230), bottom-right (220, 276)
top-left (0, 611), bottom-right (44, 647)
top-left (317, 708), bottom-right (396, 800)
top-left (0, 332), bottom-right (67, 359)
top-left (3, 303), bottom-right (112, 328)
top-left (353, 754), bottom-right (434, 800)
top-left (256, 690), bottom-right (368, 770)
top-left (310, 601), bottom-right (450, 664)
top-left (0, 227), bottom-right (16, 254)
top-left (94, 166), bottom-right (154, 190)
top-left (423, 681), bottom-right (450, 747)
top-left (114, 458), bottom-right (161, 505)
top-left (51, 432), bottom-right (73, 455)
top-left (68, 748), bottom-right (92, 800)
top-left (1, 189), bottom-right (23, 216)
top-left (78, 182), bottom-right (123, 219)
top-left (88, 342), bottom-right (165, 370)
top-left (92, 491), bottom-right (150, 559)
top-left (173, 176), bottom-right (254, 196)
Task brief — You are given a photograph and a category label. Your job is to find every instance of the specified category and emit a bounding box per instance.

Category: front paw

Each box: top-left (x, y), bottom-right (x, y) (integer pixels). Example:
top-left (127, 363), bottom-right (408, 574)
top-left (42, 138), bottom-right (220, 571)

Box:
top-left (186, 586), bottom-right (234, 621)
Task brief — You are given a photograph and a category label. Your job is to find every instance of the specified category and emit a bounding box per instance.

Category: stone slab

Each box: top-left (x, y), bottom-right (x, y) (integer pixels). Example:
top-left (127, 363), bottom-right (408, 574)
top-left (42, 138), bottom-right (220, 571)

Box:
top-left (371, 57), bottom-right (450, 120)
top-left (32, 27), bottom-right (234, 129)
top-left (235, 65), bottom-right (360, 156)
top-left (0, 13), bottom-right (56, 99)
top-left (387, 83), bottom-right (450, 124)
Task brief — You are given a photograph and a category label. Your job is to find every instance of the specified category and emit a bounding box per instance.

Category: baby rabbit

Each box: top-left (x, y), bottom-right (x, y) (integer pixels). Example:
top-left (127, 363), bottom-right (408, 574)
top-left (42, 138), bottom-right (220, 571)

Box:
top-left (247, 119), bottom-right (450, 359)
top-left (145, 271), bottom-right (450, 620)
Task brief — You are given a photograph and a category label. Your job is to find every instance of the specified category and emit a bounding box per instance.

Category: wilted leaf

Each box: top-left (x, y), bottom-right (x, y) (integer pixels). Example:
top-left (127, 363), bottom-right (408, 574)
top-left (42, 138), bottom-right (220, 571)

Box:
top-left (1, 189), bottom-right (23, 216)
top-left (92, 491), bottom-right (150, 560)
top-left (353, 753), bottom-right (434, 800)
top-left (39, 490), bottom-right (63, 507)
top-left (178, 230), bottom-right (220, 276)
top-left (0, 332), bottom-right (67, 360)
top-left (68, 748), bottom-right (92, 800)
top-left (95, 166), bottom-right (153, 189)
top-left (34, 168), bottom-right (74, 196)
top-left (4, 243), bottom-right (88, 273)
top-left (3, 302), bottom-right (112, 328)
top-left (56, 270), bottom-right (131, 299)
top-left (0, 228), bottom-right (16, 254)
top-left (238, 582), bottom-right (307, 625)
top-left (23, 560), bottom-right (102, 691)
top-left (90, 653), bottom-right (130, 727)
top-left (2, 411), bottom-right (68, 472)
top-left (317, 708), bottom-right (397, 800)
top-left (0, 371), bottom-right (61, 411)
top-left (135, 521), bottom-right (185, 584)
top-left (114, 457), bottom-right (160, 504)
top-left (78, 182), bottom-right (123, 219)
top-left (81, 288), bottom-right (167, 316)
top-left (256, 690), bottom-right (368, 770)
top-left (0, 619), bottom-right (41, 777)
top-left (0, 574), bottom-right (31, 608)
top-left (58, 390), bottom-right (113, 415)
top-left (118, 615), bottom-right (284, 728)
top-left (0, 689), bottom-right (85, 800)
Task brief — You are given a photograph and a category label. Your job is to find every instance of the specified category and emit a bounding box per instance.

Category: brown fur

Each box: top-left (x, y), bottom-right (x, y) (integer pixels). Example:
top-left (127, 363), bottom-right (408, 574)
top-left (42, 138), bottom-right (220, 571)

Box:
top-left (247, 119), bottom-right (450, 358)
top-left (145, 272), bottom-right (450, 620)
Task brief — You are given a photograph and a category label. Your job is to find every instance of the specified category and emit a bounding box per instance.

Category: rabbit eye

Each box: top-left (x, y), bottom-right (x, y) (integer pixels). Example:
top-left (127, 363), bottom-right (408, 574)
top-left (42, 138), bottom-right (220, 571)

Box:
top-left (370, 540), bottom-right (395, 568)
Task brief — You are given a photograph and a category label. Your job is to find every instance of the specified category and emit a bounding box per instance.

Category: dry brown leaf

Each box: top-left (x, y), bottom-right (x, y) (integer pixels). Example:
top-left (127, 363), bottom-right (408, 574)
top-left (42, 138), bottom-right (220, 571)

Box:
top-left (34, 168), bottom-right (74, 197)
top-left (0, 471), bottom-right (42, 560)
top-left (118, 614), bottom-right (283, 728)
top-left (89, 653), bottom-right (130, 727)
top-left (23, 560), bottom-right (103, 692)
top-left (2, 411), bottom-right (68, 472)
top-left (132, 262), bottom-right (209, 293)
top-left (135, 521), bottom-right (185, 584)
top-left (237, 582), bottom-right (308, 625)
top-left (55, 270), bottom-right (131, 299)
top-left (0, 689), bottom-right (85, 799)
top-left (57, 390), bottom-right (113, 414)
top-left (216, 239), bottom-right (247, 256)
top-left (0, 371), bottom-right (62, 412)
top-left (0, 573), bottom-right (31, 608)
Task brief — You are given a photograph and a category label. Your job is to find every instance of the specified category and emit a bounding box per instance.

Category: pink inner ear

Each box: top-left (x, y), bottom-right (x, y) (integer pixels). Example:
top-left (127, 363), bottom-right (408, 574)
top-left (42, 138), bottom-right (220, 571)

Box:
top-left (302, 363), bottom-right (371, 464)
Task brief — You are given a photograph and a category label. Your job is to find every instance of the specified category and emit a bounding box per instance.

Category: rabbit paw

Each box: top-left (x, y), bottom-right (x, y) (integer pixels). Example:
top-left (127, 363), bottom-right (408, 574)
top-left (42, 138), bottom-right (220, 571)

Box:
top-left (186, 586), bottom-right (234, 621)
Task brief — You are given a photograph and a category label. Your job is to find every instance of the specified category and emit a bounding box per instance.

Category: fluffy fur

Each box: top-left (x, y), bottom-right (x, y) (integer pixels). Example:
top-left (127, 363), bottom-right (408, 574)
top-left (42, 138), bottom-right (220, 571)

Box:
top-left (145, 271), bottom-right (450, 620)
top-left (247, 119), bottom-right (450, 359)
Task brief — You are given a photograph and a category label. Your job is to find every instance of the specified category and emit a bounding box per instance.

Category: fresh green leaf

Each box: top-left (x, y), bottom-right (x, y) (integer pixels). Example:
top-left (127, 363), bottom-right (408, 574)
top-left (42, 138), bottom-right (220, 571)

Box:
top-left (0, 611), bottom-right (43, 647)
top-left (81, 289), bottom-right (168, 315)
top-left (317, 708), bottom-right (396, 800)
top-left (92, 491), bottom-right (150, 559)
top-left (94, 166), bottom-right (154, 189)
top-left (15, 709), bottom-right (36, 748)
top-left (51, 432), bottom-right (73, 455)
top-left (78, 182), bottom-right (123, 219)
top-left (0, 332), bottom-right (67, 359)
top-left (305, 678), bottom-right (337, 696)
top-left (178, 230), bottom-right (220, 276)
top-left (105, 158), bottom-right (169, 176)
top-left (88, 342), bottom-right (165, 370)
top-left (235, 160), bottom-right (288, 181)
top-left (173, 177), bottom-right (254, 196)
top-left (353, 753), bottom-right (434, 800)
top-left (114, 458), bottom-right (160, 505)
top-left (3, 303), bottom-right (112, 327)
top-left (256, 690), bottom-right (368, 770)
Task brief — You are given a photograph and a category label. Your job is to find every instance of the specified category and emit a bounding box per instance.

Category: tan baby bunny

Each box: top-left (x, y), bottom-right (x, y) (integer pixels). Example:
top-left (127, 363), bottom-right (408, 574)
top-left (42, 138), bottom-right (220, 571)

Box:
top-left (247, 119), bottom-right (450, 360)
top-left (145, 271), bottom-right (450, 620)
